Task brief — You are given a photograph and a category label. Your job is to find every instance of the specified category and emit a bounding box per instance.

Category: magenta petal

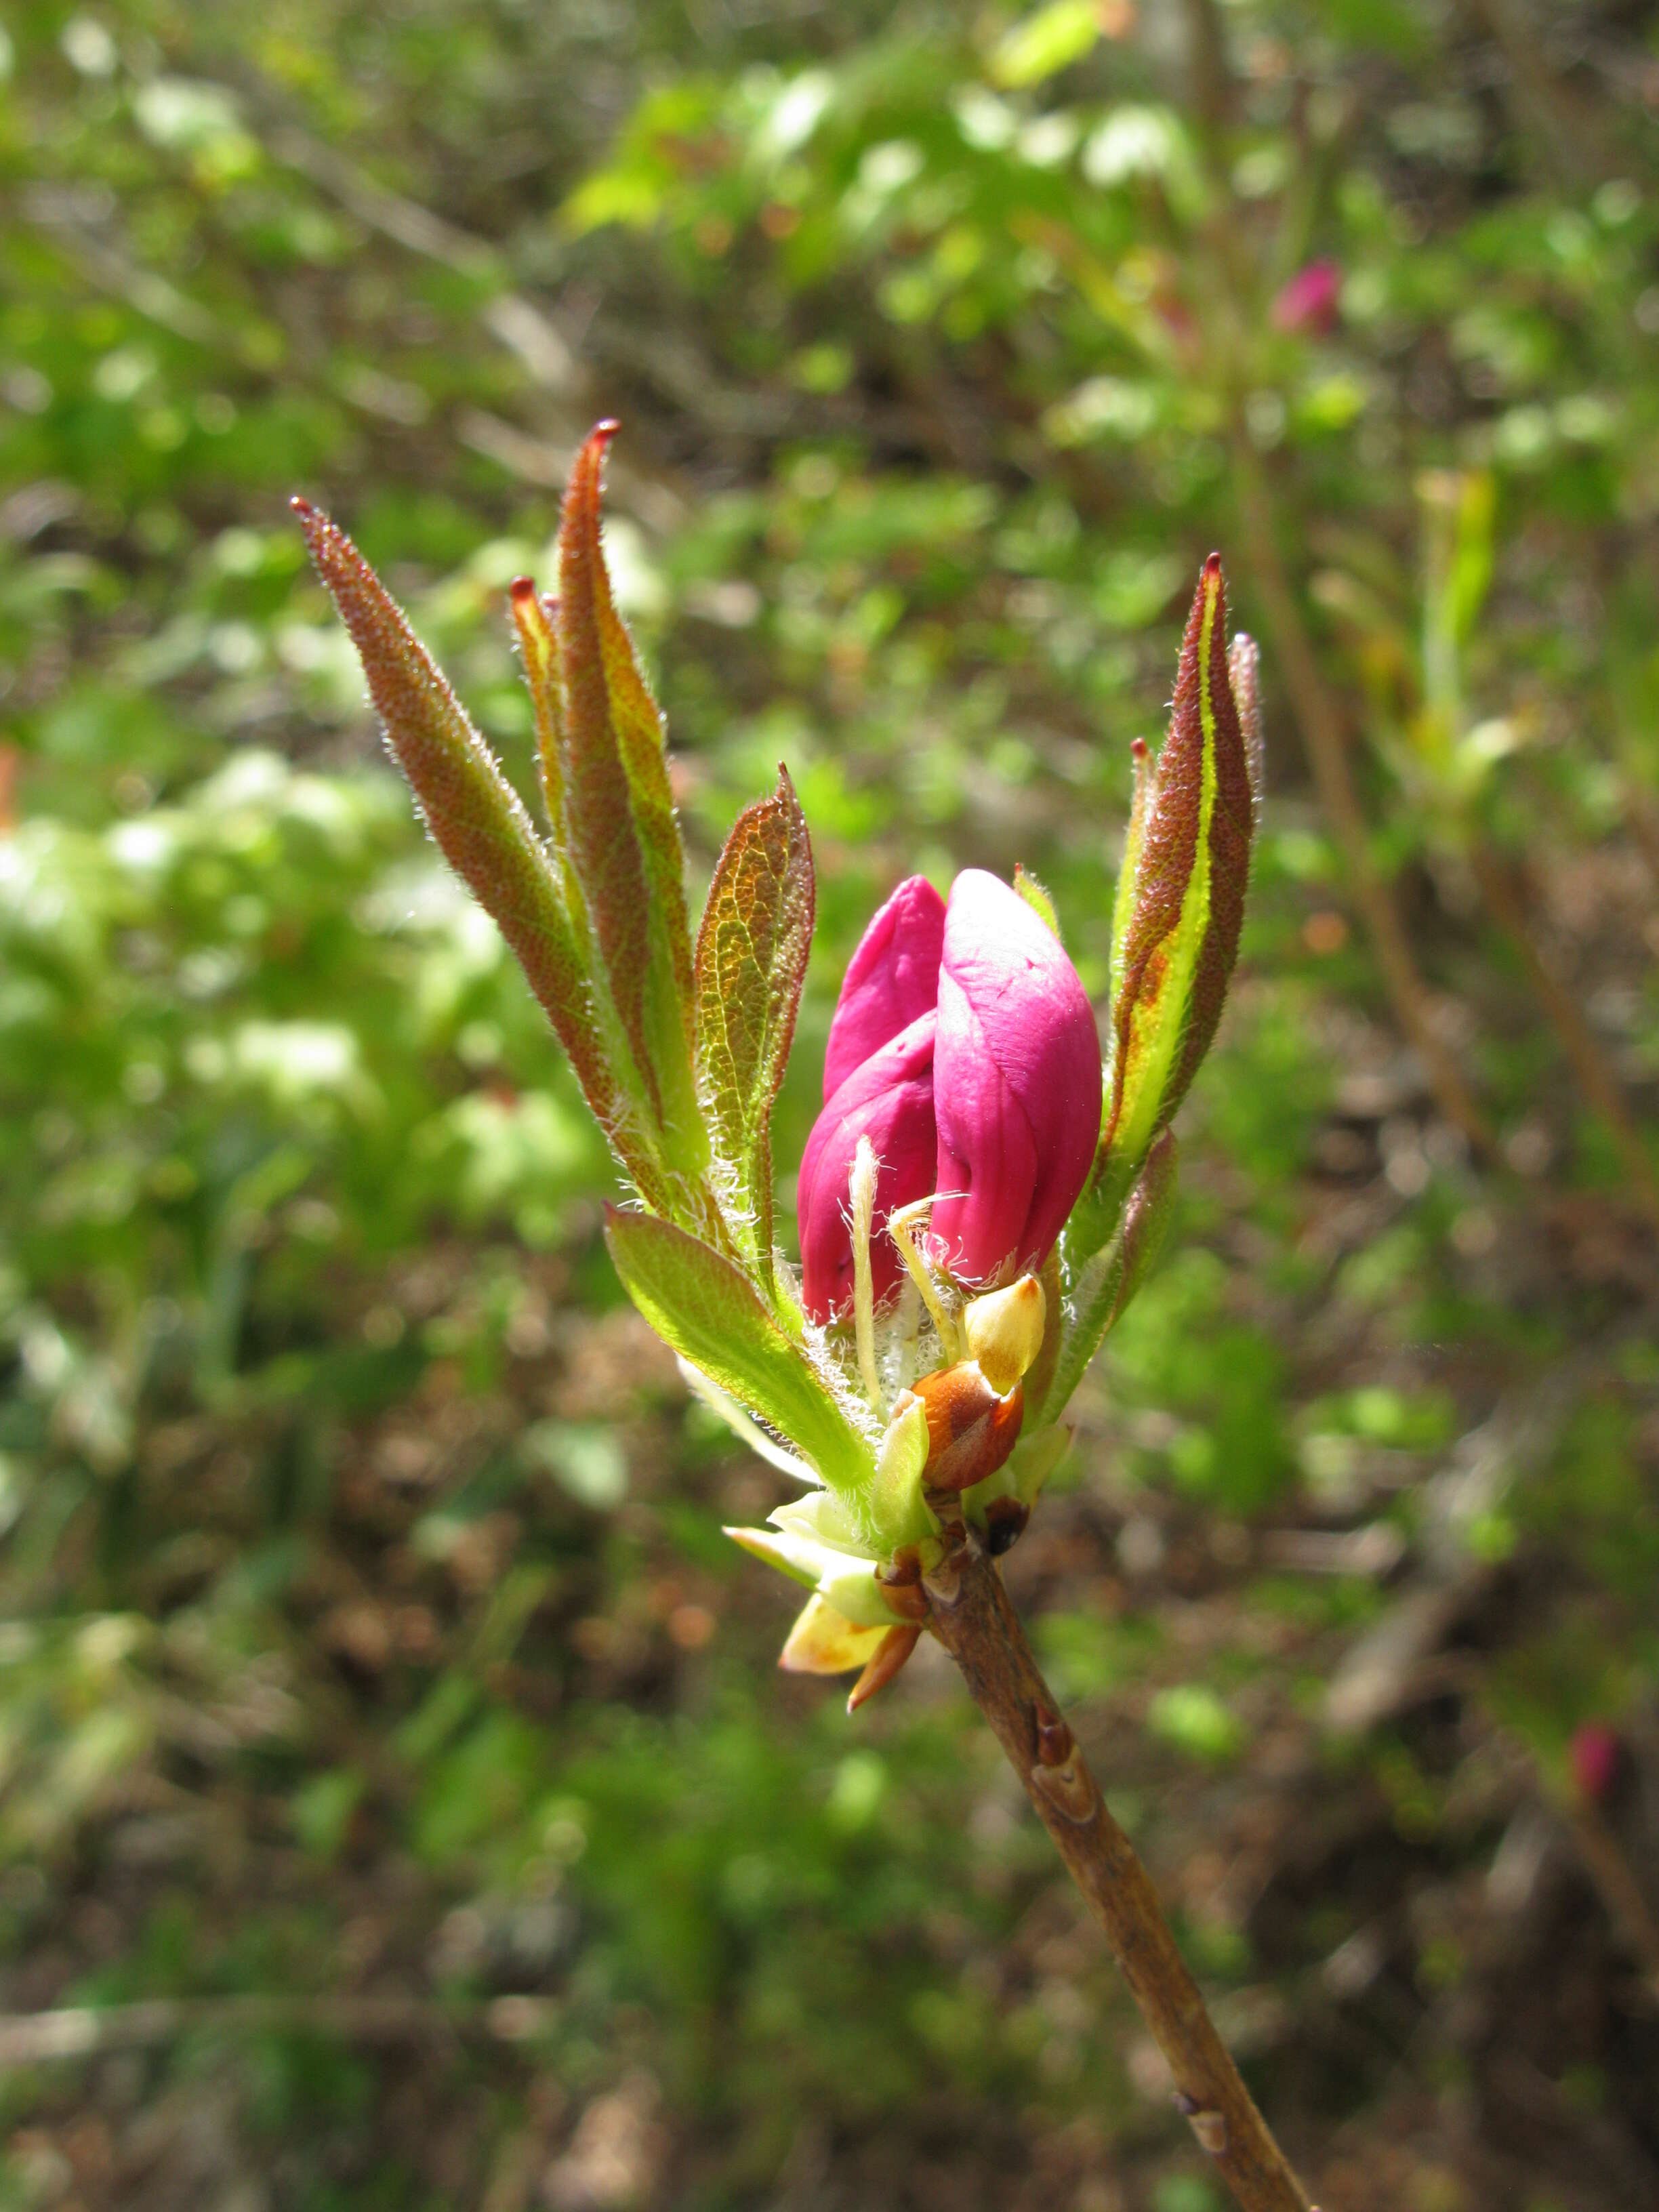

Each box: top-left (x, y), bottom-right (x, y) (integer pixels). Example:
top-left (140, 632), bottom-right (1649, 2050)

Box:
top-left (930, 869), bottom-right (1102, 1283)
top-left (821, 874), bottom-right (945, 1102)
top-left (798, 1011), bottom-right (937, 1323)
top-left (932, 1048), bottom-right (1040, 1287)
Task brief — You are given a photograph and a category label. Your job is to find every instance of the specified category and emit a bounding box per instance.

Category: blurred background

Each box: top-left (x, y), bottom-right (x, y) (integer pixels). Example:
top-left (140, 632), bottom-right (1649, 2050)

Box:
top-left (3, 3), bottom-right (1659, 2207)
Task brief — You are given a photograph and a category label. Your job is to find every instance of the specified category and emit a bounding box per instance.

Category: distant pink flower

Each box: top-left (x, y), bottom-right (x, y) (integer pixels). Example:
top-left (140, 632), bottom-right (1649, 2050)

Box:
top-left (1570, 1723), bottom-right (1623, 1804)
top-left (1272, 258), bottom-right (1342, 335)
top-left (797, 870), bottom-right (1102, 1322)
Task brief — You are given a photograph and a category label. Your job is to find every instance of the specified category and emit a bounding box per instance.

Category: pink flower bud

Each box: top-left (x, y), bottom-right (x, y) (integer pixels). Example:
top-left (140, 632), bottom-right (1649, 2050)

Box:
top-left (1271, 258), bottom-right (1342, 335)
top-left (798, 1012), bottom-right (937, 1321)
top-left (930, 870), bottom-right (1102, 1284)
top-left (821, 875), bottom-right (945, 1099)
top-left (796, 867), bottom-right (1101, 1321)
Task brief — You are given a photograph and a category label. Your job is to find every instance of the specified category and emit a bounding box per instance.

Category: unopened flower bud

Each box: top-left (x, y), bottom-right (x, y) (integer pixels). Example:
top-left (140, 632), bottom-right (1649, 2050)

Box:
top-left (962, 1274), bottom-right (1046, 1397)
top-left (797, 867), bottom-right (1101, 1322)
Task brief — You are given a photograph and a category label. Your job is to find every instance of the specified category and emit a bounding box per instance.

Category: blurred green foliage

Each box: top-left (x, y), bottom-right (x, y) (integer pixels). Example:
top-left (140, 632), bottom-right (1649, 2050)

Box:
top-left (3, 2), bottom-right (1658, 2207)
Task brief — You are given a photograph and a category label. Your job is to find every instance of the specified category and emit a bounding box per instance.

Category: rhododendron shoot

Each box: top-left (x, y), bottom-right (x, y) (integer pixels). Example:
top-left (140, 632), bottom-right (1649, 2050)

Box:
top-left (300, 425), bottom-right (1258, 1690)
top-left (301, 432), bottom-right (1309, 2212)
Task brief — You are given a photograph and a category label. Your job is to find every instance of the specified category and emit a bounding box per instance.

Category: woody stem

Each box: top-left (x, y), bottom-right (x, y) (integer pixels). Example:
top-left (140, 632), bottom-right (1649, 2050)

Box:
top-left (921, 1525), bottom-right (1316, 2212)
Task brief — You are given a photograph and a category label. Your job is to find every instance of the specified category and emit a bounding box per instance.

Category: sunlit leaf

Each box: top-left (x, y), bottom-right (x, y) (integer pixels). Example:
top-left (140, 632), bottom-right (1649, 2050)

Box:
top-left (604, 1208), bottom-right (876, 1510)
top-left (989, 0), bottom-right (1101, 90)
top-left (1097, 558), bottom-right (1254, 1205)
top-left (556, 424), bottom-right (703, 1173)
top-left (293, 497), bottom-right (673, 1204)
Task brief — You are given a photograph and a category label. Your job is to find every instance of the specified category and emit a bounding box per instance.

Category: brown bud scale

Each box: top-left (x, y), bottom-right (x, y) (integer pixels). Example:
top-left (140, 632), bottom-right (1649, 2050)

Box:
top-left (912, 1366), bottom-right (1025, 1493)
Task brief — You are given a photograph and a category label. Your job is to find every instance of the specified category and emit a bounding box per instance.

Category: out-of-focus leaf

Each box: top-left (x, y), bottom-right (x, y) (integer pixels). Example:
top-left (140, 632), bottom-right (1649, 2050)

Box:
top-left (693, 766), bottom-right (814, 1279)
top-left (989, 1), bottom-right (1101, 90)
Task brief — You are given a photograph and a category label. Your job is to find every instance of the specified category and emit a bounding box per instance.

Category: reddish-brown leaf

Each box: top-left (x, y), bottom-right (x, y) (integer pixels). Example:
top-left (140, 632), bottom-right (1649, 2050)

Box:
top-left (556, 425), bottom-right (699, 1157)
top-left (295, 497), bottom-right (666, 1200)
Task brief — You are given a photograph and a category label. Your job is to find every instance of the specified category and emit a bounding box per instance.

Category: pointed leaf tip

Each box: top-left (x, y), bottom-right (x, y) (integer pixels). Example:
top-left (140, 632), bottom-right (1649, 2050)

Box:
top-left (847, 1624), bottom-right (922, 1711)
top-left (556, 422), bottom-right (701, 1164)
top-left (295, 497), bottom-right (651, 1183)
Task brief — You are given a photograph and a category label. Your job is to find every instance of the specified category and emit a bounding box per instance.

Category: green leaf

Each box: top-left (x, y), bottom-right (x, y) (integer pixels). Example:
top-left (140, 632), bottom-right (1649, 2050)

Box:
top-left (726, 1492), bottom-right (897, 1628)
top-left (989, 0), bottom-right (1102, 90)
top-left (693, 766), bottom-right (815, 1280)
top-left (1040, 1130), bottom-right (1179, 1422)
top-left (1012, 861), bottom-right (1061, 939)
top-left (294, 497), bottom-right (668, 1208)
top-left (1098, 557), bottom-right (1255, 1198)
top-left (605, 1208), bottom-right (877, 1512)
top-left (557, 424), bottom-right (704, 1173)
top-left (508, 578), bottom-right (570, 852)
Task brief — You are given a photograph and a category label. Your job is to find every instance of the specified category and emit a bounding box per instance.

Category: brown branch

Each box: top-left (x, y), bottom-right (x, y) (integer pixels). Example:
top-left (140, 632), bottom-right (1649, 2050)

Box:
top-left (922, 1527), bottom-right (1318, 2212)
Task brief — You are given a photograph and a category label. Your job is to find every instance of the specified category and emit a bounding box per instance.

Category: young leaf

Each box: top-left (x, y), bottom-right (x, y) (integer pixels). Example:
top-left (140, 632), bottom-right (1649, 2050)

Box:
top-left (693, 766), bottom-right (815, 1280)
top-left (777, 1595), bottom-right (888, 1676)
top-left (1099, 556), bottom-right (1254, 1188)
top-left (1012, 861), bottom-right (1061, 939)
top-left (557, 424), bottom-right (703, 1170)
top-left (508, 579), bottom-right (569, 852)
top-left (1038, 1128), bottom-right (1179, 1423)
top-left (294, 498), bottom-right (666, 1201)
top-left (604, 1208), bottom-right (877, 1512)
top-left (1228, 632), bottom-right (1265, 817)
